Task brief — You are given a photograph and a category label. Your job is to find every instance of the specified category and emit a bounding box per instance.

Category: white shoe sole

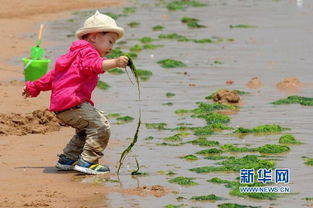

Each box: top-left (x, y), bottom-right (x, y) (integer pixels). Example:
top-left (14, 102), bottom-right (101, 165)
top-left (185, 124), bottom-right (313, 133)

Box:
top-left (74, 165), bottom-right (110, 175)
top-left (55, 162), bottom-right (74, 171)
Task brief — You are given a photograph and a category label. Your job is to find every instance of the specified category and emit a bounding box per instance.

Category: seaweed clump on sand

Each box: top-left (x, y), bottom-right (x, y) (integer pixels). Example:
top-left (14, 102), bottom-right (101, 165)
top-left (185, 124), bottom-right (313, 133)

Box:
top-left (145, 122), bottom-right (168, 130)
top-left (166, 0), bottom-right (207, 11)
top-left (208, 177), bottom-right (278, 200)
top-left (234, 124), bottom-right (290, 134)
top-left (97, 80), bottom-right (110, 90)
top-left (271, 96), bottom-right (313, 106)
top-left (190, 155), bottom-right (275, 173)
top-left (302, 156), bottom-right (313, 166)
top-left (169, 176), bottom-right (198, 186)
top-left (157, 59), bottom-right (186, 68)
top-left (221, 144), bottom-right (290, 154)
top-left (191, 194), bottom-right (224, 201)
top-left (218, 203), bottom-right (261, 208)
top-left (279, 134), bottom-right (302, 144)
top-left (182, 154), bottom-right (198, 161)
top-left (188, 137), bottom-right (220, 147)
top-left (181, 17), bottom-right (206, 29)
top-left (196, 148), bottom-right (223, 155)
top-left (229, 24), bottom-right (257, 29)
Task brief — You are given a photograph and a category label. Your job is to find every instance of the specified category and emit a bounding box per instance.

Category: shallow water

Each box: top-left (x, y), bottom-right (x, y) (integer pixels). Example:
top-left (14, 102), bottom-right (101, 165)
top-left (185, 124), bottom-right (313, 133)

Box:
top-left (31, 0), bottom-right (313, 207)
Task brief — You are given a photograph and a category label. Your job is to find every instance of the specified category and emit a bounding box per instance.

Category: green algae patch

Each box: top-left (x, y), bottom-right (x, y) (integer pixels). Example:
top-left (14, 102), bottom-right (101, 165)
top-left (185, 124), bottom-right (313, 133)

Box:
top-left (130, 44), bottom-right (142, 52)
top-left (165, 204), bottom-right (185, 208)
top-left (234, 124), bottom-right (290, 134)
top-left (166, 92), bottom-right (176, 98)
top-left (204, 155), bottom-right (230, 160)
top-left (158, 142), bottom-right (184, 146)
top-left (218, 203), bottom-right (261, 208)
top-left (145, 122), bottom-right (168, 130)
top-left (192, 102), bottom-right (237, 113)
top-left (97, 80), bottom-right (110, 90)
top-left (191, 194), bottom-right (225, 201)
top-left (163, 102), bottom-right (174, 106)
top-left (271, 96), bottom-right (313, 106)
top-left (302, 156), bottom-right (313, 166)
top-left (169, 176), bottom-right (199, 186)
top-left (221, 144), bottom-right (257, 153)
top-left (257, 144), bottom-right (290, 154)
top-left (181, 17), bottom-right (206, 29)
top-left (106, 113), bottom-right (120, 118)
top-left (153, 25), bottom-right (164, 31)
top-left (193, 112), bottom-right (230, 125)
top-left (104, 12), bottom-right (123, 20)
top-left (182, 154), bottom-right (198, 161)
top-left (175, 109), bottom-right (191, 115)
top-left (108, 68), bottom-right (125, 75)
top-left (190, 155), bottom-right (275, 173)
top-left (214, 60), bottom-right (224, 64)
top-left (127, 21), bottom-right (140, 28)
top-left (279, 134), bottom-right (302, 144)
top-left (144, 136), bottom-right (154, 140)
top-left (196, 148), bottom-right (223, 155)
top-left (229, 24), bottom-right (257, 28)
top-left (188, 137), bottom-right (219, 147)
top-left (158, 33), bottom-right (191, 42)
top-left (143, 44), bottom-right (164, 50)
top-left (138, 36), bottom-right (155, 43)
top-left (193, 126), bottom-right (214, 136)
top-left (167, 0), bottom-right (207, 11)
top-left (116, 116), bottom-right (134, 124)
top-left (136, 69), bottom-right (153, 81)
top-left (158, 59), bottom-right (186, 68)
top-left (193, 38), bottom-right (213, 43)
top-left (164, 134), bottom-right (182, 142)
top-left (123, 7), bottom-right (136, 15)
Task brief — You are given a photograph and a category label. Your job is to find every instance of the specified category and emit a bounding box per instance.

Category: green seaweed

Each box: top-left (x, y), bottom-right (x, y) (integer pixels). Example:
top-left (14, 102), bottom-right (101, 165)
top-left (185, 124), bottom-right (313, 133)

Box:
top-left (143, 44), bottom-right (163, 50)
top-left (97, 80), bottom-right (110, 90)
top-left (271, 96), bottom-right (313, 106)
top-left (104, 12), bottom-right (122, 20)
top-left (135, 69), bottom-right (153, 81)
top-left (218, 203), bottom-right (261, 208)
top-left (221, 144), bottom-right (256, 152)
top-left (303, 197), bottom-right (313, 201)
top-left (205, 89), bottom-right (249, 100)
top-left (257, 144), bottom-right (290, 154)
top-left (229, 24), bottom-right (257, 28)
top-left (190, 155), bottom-right (275, 173)
top-left (214, 60), bottom-right (224, 64)
top-left (123, 7), bottom-right (136, 15)
top-left (144, 136), bottom-right (154, 140)
top-left (169, 176), bottom-right (198, 186)
top-left (116, 116), bottom-right (134, 124)
top-left (188, 137), bottom-right (219, 147)
top-left (193, 112), bottom-right (230, 125)
top-left (196, 148), bottom-right (223, 155)
top-left (302, 156), bottom-right (313, 166)
top-left (126, 55), bottom-right (140, 99)
top-left (175, 109), bottom-right (191, 115)
top-left (234, 124), bottom-right (290, 134)
top-left (108, 68), bottom-right (125, 74)
top-left (204, 155), bottom-right (230, 160)
top-left (192, 102), bottom-right (237, 114)
top-left (158, 142), bottom-right (184, 146)
top-left (130, 44), bottom-right (142, 52)
top-left (162, 102), bottom-right (174, 106)
top-left (191, 194), bottom-right (224, 201)
top-left (164, 204), bottom-right (184, 208)
top-left (158, 33), bottom-right (191, 42)
top-left (145, 122), bottom-right (168, 130)
top-left (127, 22), bottom-right (140, 28)
top-left (193, 126), bottom-right (214, 136)
top-left (153, 25), bottom-right (164, 31)
top-left (167, 0), bottom-right (207, 11)
top-left (193, 38), bottom-right (213, 43)
top-left (166, 170), bottom-right (177, 176)
top-left (158, 59), bottom-right (186, 68)
top-left (166, 92), bottom-right (176, 98)
top-left (164, 134), bottom-right (182, 142)
top-left (279, 134), bottom-right (302, 144)
top-left (181, 17), bottom-right (206, 28)
top-left (106, 113), bottom-right (120, 118)
top-left (138, 37), bottom-right (155, 43)
top-left (182, 154), bottom-right (198, 161)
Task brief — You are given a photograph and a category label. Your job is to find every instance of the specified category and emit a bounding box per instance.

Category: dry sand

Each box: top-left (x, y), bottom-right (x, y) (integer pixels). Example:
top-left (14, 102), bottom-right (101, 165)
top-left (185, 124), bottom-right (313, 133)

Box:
top-left (0, 1), bottom-right (137, 207)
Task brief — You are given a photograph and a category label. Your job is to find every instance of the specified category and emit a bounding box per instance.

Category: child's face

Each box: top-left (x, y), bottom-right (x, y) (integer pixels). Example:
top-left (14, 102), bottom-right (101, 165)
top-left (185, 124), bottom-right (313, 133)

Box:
top-left (92, 32), bottom-right (118, 57)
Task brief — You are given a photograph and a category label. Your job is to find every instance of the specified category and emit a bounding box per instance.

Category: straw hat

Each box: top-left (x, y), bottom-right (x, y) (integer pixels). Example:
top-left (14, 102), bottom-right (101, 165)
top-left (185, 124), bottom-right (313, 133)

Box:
top-left (76, 11), bottom-right (124, 40)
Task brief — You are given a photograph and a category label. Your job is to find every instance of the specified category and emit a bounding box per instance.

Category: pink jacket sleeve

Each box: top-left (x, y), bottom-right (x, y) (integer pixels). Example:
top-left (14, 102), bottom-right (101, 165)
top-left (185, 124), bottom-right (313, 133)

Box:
top-left (80, 48), bottom-right (105, 75)
top-left (25, 70), bottom-right (54, 97)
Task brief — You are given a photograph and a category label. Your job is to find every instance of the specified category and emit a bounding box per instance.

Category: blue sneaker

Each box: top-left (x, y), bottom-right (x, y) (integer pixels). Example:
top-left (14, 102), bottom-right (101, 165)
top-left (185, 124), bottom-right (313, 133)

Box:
top-left (55, 154), bottom-right (78, 170)
top-left (74, 158), bottom-right (110, 175)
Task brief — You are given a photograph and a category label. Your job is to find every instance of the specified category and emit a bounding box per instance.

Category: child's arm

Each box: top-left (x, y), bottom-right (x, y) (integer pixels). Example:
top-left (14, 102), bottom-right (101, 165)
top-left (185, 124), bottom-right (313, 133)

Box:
top-left (102, 56), bottom-right (129, 71)
top-left (22, 70), bottom-right (54, 98)
top-left (80, 49), bottom-right (129, 74)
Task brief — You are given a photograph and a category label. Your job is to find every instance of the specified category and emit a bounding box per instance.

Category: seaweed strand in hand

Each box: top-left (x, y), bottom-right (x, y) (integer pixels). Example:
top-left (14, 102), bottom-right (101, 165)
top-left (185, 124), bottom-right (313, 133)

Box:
top-left (126, 55), bottom-right (141, 100)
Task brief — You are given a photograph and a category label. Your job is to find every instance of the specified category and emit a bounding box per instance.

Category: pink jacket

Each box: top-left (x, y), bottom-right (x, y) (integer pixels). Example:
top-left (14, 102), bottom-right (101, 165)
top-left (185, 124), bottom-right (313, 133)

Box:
top-left (25, 40), bottom-right (105, 112)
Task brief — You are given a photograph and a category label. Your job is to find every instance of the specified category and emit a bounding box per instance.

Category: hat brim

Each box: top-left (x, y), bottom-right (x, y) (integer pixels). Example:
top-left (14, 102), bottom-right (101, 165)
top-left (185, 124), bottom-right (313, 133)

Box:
top-left (76, 26), bottom-right (124, 40)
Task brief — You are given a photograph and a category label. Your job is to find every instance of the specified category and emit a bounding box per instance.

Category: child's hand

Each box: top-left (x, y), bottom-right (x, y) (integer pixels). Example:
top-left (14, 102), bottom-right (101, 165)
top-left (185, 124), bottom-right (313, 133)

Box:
top-left (115, 56), bottom-right (129, 68)
top-left (22, 86), bottom-right (31, 98)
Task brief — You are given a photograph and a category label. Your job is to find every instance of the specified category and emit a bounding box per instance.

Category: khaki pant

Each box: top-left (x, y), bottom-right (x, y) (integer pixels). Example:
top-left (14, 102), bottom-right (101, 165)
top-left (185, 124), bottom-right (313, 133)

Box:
top-left (55, 102), bottom-right (111, 163)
